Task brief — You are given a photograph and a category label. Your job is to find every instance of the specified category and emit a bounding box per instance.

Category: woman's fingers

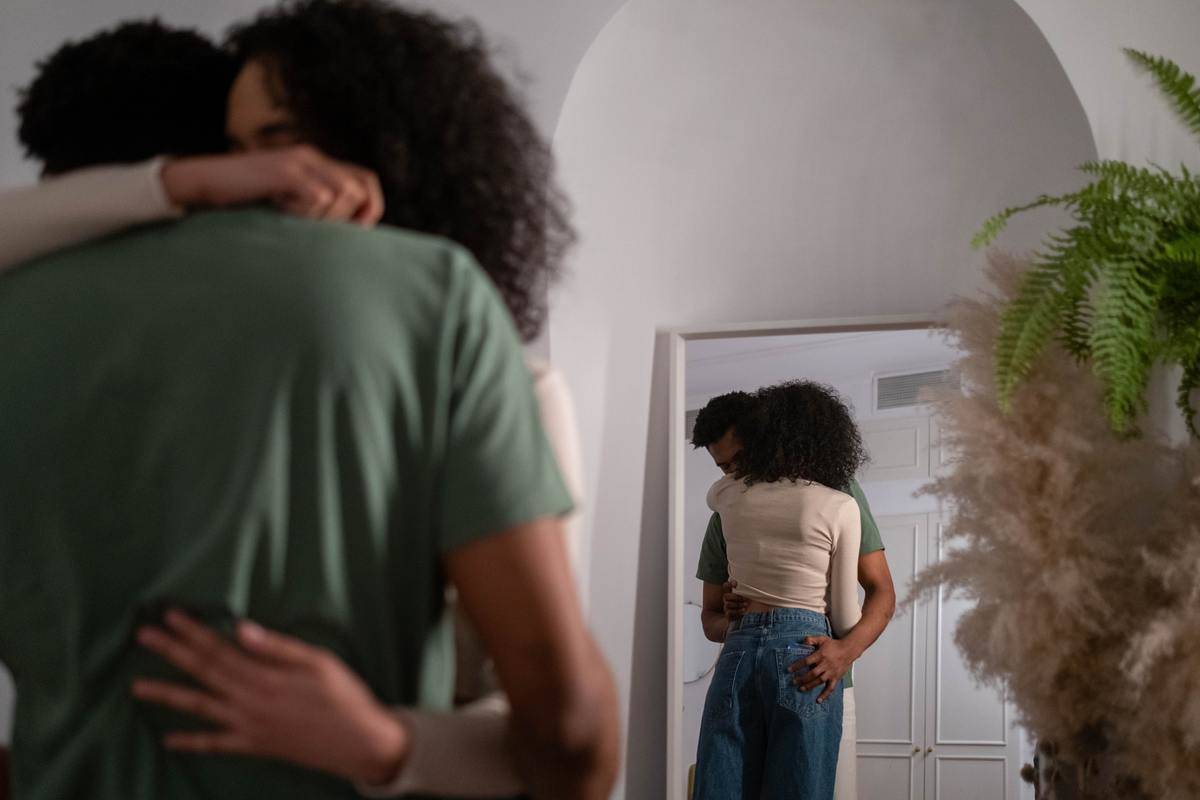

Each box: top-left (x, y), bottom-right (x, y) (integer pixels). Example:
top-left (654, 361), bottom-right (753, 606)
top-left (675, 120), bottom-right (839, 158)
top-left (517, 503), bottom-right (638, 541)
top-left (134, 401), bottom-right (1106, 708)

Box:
top-left (131, 679), bottom-right (238, 727)
top-left (352, 168), bottom-right (385, 226)
top-left (278, 172), bottom-right (336, 219)
top-left (137, 610), bottom-right (263, 696)
top-left (285, 154), bottom-right (383, 224)
top-left (302, 161), bottom-right (364, 221)
top-left (236, 620), bottom-right (322, 668)
top-left (136, 625), bottom-right (224, 688)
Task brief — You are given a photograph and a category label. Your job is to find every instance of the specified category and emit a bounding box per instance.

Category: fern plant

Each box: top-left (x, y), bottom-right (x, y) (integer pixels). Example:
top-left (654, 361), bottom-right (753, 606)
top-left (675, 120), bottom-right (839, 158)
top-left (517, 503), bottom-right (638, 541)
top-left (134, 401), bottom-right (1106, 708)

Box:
top-left (973, 49), bottom-right (1200, 436)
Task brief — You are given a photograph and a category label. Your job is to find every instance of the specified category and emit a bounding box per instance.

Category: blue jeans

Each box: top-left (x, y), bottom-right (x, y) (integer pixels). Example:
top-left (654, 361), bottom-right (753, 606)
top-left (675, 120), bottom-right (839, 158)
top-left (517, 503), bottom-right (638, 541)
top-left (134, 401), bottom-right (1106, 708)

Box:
top-left (694, 609), bottom-right (843, 800)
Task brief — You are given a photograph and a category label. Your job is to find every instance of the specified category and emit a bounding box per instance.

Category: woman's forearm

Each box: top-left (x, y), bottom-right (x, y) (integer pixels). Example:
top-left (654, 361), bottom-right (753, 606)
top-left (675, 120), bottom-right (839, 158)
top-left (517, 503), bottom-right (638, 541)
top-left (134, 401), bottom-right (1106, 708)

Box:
top-left (0, 159), bottom-right (179, 272)
top-left (829, 501), bottom-right (864, 638)
top-left (358, 695), bottom-right (525, 798)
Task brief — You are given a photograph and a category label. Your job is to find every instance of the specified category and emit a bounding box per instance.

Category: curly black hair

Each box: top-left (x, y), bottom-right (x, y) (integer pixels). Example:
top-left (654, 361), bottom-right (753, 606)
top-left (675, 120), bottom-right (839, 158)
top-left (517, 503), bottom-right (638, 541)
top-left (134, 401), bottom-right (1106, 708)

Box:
top-left (226, 0), bottom-right (575, 342)
top-left (16, 20), bottom-right (235, 176)
top-left (691, 391), bottom-right (756, 449)
top-left (736, 381), bottom-right (868, 490)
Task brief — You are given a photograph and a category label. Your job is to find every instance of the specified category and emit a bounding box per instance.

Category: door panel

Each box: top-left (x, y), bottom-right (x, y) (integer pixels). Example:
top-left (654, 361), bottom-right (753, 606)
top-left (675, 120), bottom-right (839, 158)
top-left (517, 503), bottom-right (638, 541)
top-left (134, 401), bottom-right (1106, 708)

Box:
top-left (859, 417), bottom-right (930, 482)
top-left (936, 587), bottom-right (1006, 745)
top-left (860, 754), bottom-right (918, 800)
top-left (935, 756), bottom-right (1008, 800)
top-left (925, 518), bottom-right (1021, 800)
top-left (857, 514), bottom-right (927, 799)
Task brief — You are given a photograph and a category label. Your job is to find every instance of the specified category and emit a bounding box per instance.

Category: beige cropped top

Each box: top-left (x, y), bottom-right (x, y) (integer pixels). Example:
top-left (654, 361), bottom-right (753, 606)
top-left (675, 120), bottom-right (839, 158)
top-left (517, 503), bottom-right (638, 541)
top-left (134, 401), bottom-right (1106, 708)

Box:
top-left (707, 475), bottom-right (862, 637)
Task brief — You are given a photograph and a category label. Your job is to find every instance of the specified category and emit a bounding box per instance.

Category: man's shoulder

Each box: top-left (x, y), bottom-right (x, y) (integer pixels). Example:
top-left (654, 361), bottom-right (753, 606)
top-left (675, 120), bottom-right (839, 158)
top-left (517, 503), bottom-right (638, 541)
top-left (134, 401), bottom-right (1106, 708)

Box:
top-left (29, 209), bottom-right (469, 280)
top-left (183, 209), bottom-right (466, 267)
top-left (160, 210), bottom-right (488, 306)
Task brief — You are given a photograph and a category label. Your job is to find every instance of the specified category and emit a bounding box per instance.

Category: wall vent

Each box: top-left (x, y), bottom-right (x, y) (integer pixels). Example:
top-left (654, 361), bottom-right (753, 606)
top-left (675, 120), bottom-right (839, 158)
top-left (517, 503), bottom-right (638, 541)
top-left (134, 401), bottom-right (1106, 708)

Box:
top-left (875, 369), bottom-right (957, 411)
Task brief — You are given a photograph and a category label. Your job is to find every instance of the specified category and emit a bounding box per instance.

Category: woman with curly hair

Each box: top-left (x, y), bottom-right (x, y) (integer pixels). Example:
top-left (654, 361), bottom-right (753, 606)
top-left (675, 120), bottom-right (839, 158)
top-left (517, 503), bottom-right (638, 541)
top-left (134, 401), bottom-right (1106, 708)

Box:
top-left (693, 381), bottom-right (868, 800)
top-left (0, 3), bottom-right (586, 797)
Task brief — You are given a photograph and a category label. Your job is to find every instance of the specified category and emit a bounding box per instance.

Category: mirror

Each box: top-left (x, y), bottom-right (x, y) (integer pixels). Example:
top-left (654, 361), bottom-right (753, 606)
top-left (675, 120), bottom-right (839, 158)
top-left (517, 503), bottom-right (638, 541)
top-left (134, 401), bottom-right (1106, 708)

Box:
top-left (667, 317), bottom-right (1032, 800)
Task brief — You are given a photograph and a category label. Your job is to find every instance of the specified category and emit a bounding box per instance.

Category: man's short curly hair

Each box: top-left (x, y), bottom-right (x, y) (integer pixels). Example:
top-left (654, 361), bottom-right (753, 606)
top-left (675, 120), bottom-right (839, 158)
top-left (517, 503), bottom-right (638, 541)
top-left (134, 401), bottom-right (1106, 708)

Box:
top-left (226, 0), bottom-right (575, 342)
top-left (17, 20), bottom-right (235, 175)
top-left (691, 391), bottom-right (756, 449)
top-left (737, 380), bottom-right (868, 490)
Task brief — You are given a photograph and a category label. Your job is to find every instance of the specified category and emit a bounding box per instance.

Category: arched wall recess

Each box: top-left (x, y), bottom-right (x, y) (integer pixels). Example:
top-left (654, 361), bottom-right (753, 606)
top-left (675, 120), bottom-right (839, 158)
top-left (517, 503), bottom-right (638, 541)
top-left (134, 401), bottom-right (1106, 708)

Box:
top-left (548, 2), bottom-right (1097, 796)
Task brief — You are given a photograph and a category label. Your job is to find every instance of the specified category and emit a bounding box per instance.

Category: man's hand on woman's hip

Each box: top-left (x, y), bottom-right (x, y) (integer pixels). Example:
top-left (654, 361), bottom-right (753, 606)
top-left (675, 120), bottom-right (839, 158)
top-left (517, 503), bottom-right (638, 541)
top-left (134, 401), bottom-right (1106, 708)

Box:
top-left (790, 636), bottom-right (857, 703)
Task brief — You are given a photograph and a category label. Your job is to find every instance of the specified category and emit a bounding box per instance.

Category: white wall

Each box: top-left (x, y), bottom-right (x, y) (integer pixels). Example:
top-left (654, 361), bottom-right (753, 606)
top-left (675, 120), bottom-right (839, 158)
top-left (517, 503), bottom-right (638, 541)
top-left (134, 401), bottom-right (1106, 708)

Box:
top-left (549, 2), bottom-right (1096, 796)
top-left (1015, 0), bottom-right (1200, 170)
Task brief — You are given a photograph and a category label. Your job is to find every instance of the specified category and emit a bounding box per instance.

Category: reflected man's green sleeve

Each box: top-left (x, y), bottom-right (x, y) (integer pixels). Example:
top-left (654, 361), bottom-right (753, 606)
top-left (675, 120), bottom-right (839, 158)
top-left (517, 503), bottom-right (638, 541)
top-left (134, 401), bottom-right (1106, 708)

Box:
top-left (847, 479), bottom-right (884, 554)
top-left (695, 512), bottom-right (729, 584)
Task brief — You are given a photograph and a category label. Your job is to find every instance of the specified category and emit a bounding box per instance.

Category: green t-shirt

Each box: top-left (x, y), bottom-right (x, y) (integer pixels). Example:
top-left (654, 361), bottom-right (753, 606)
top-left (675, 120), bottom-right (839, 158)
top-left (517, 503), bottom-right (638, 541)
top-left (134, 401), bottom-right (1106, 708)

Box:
top-left (695, 479), bottom-right (883, 688)
top-left (0, 210), bottom-right (571, 799)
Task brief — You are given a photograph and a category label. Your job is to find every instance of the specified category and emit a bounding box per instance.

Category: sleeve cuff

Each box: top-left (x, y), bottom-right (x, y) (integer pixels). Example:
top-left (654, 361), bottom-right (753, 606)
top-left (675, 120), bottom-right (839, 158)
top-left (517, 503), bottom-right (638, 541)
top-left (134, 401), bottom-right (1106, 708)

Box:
top-left (356, 699), bottom-right (521, 798)
top-left (145, 157), bottom-right (185, 218)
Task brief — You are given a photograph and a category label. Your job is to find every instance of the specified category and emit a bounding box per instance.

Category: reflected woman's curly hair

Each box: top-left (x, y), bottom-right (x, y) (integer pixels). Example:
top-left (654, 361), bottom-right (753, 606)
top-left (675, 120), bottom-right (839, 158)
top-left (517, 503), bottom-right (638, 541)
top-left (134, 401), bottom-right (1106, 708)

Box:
top-left (227, 0), bottom-right (574, 341)
top-left (736, 380), bottom-right (868, 490)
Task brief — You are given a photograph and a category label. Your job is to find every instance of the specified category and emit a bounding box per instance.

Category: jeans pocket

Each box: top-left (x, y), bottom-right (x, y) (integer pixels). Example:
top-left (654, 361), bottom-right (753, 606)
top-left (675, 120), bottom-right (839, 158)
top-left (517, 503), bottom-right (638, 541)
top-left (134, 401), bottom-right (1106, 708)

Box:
top-left (775, 644), bottom-right (830, 719)
top-left (703, 649), bottom-right (745, 721)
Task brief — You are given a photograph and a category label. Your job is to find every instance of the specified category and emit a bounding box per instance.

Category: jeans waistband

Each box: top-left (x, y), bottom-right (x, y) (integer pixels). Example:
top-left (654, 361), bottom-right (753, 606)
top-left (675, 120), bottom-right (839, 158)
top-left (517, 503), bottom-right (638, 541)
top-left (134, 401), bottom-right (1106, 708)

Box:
top-left (729, 608), bottom-right (830, 635)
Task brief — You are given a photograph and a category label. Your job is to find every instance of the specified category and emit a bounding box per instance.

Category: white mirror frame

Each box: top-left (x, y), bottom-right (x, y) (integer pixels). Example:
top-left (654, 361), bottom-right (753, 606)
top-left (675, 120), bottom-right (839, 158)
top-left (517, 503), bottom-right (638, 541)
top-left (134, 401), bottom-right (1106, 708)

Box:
top-left (665, 314), bottom-right (938, 800)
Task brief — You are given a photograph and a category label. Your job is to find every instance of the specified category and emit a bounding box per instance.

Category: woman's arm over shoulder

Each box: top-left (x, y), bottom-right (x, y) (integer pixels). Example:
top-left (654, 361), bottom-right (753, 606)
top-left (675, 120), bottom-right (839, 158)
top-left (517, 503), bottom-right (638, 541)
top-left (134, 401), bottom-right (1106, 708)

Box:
top-left (526, 358), bottom-right (587, 592)
top-left (0, 146), bottom-right (386, 274)
top-left (829, 494), bottom-right (863, 638)
top-left (526, 359), bottom-right (584, 502)
top-left (0, 159), bottom-right (180, 272)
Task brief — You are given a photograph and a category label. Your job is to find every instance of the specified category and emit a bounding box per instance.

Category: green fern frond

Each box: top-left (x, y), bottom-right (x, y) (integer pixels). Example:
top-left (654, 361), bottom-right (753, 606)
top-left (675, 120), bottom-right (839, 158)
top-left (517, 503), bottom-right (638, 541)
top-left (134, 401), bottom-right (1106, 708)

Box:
top-left (976, 51), bottom-right (1200, 436)
top-left (972, 195), bottom-right (1071, 249)
top-left (1088, 259), bottom-right (1163, 433)
top-left (1164, 232), bottom-right (1200, 264)
top-left (994, 265), bottom-right (1064, 409)
top-left (1125, 49), bottom-right (1200, 142)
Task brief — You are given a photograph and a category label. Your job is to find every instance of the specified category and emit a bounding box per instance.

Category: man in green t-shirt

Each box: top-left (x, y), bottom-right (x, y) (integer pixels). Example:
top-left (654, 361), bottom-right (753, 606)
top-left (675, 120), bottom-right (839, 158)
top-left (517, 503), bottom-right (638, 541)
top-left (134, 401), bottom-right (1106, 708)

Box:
top-left (0, 210), bottom-right (617, 799)
top-left (689, 391), bottom-right (896, 798)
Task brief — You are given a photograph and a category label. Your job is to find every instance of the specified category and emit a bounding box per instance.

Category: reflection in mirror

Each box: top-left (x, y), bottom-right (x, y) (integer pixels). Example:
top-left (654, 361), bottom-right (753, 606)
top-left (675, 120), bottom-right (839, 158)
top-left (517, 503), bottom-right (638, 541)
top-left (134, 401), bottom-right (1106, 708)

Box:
top-left (671, 323), bottom-right (1033, 800)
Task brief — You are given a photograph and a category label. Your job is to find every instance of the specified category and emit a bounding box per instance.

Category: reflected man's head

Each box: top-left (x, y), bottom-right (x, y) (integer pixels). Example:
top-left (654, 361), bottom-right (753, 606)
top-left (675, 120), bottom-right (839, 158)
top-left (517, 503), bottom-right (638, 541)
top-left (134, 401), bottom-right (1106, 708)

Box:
top-left (691, 391), bottom-right (757, 474)
top-left (17, 20), bottom-right (236, 176)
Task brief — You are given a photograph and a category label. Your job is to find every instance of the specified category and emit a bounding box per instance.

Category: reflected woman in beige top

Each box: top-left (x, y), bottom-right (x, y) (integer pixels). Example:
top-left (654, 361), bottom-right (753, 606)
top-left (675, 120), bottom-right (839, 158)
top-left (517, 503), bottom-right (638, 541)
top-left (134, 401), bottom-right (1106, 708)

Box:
top-left (707, 476), bottom-right (862, 638)
top-left (694, 381), bottom-right (868, 800)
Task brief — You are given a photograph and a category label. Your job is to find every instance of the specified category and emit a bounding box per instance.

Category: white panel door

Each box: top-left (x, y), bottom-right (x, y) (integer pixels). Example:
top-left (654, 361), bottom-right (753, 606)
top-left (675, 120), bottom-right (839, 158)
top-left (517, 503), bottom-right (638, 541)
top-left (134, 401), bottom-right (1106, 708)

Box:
top-left (859, 417), bottom-right (930, 482)
top-left (856, 514), bottom-right (928, 800)
top-left (928, 417), bottom-right (958, 479)
top-left (923, 516), bottom-right (1021, 800)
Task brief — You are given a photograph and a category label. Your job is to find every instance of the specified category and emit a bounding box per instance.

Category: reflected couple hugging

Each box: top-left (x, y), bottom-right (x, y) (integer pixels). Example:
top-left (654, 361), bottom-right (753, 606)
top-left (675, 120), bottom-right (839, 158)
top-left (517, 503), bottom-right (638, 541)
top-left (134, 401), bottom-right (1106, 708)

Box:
top-left (690, 383), bottom-right (896, 800)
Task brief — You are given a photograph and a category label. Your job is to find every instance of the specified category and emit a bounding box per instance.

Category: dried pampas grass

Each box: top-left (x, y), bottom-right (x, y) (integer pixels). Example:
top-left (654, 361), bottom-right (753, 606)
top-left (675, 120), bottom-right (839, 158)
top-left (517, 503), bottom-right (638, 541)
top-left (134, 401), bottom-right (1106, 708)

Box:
top-left (910, 253), bottom-right (1200, 799)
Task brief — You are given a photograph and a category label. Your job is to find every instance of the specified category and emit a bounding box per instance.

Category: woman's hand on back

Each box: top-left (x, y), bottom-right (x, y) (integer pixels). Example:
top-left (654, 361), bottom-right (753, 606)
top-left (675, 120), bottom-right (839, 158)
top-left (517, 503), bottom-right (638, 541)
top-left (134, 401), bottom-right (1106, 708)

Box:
top-left (131, 609), bottom-right (406, 786)
top-left (160, 145), bottom-right (384, 225)
top-left (722, 579), bottom-right (748, 623)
